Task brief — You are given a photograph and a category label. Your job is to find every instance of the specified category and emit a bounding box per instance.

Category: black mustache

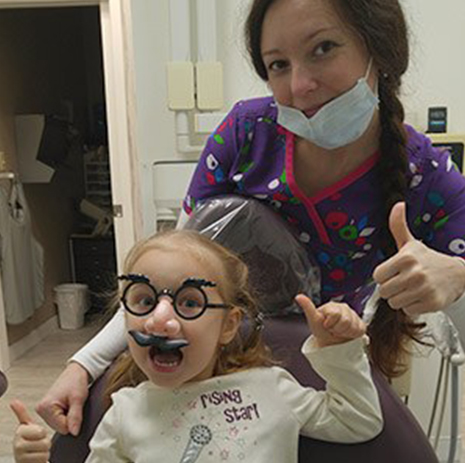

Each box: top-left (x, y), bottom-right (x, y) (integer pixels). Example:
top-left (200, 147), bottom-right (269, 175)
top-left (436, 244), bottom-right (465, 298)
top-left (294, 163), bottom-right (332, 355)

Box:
top-left (128, 330), bottom-right (189, 351)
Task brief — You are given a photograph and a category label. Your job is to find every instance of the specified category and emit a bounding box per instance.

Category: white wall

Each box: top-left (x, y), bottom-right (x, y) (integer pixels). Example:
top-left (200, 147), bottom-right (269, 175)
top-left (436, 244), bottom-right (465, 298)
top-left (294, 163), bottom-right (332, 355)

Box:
top-left (401, 0), bottom-right (465, 133)
top-left (218, 0), bottom-right (268, 105)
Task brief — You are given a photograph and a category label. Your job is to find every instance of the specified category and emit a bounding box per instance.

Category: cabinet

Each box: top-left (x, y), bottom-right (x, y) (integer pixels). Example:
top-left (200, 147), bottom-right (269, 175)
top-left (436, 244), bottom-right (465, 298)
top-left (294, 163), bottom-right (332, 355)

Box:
top-left (69, 236), bottom-right (117, 313)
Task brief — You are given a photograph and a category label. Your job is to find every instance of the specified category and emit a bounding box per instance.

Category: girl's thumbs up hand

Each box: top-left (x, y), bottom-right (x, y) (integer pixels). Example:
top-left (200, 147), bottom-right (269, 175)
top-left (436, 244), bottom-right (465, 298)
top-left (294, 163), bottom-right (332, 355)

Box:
top-left (11, 400), bottom-right (51, 463)
top-left (295, 294), bottom-right (366, 347)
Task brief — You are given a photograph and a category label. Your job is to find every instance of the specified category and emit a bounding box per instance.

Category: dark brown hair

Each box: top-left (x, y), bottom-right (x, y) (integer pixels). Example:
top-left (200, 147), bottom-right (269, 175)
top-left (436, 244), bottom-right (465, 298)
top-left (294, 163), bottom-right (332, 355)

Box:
top-left (104, 230), bottom-right (273, 403)
top-left (245, 0), bottom-right (424, 378)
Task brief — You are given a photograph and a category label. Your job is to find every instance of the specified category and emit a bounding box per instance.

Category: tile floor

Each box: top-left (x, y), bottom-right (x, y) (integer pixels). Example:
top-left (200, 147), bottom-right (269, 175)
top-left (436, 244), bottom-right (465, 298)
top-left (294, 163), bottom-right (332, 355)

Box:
top-left (0, 320), bottom-right (103, 461)
top-left (1, 321), bottom-right (465, 462)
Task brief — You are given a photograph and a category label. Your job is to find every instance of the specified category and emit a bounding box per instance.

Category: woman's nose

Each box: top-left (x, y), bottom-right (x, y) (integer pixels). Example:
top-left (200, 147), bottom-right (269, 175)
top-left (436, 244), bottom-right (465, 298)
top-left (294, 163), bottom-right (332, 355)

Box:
top-left (144, 298), bottom-right (181, 336)
top-left (290, 64), bottom-right (318, 100)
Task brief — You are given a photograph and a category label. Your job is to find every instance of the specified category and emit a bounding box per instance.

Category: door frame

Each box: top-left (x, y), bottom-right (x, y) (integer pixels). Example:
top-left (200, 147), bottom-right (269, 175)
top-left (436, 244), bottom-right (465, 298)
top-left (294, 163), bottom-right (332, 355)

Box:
top-left (0, 0), bottom-right (141, 370)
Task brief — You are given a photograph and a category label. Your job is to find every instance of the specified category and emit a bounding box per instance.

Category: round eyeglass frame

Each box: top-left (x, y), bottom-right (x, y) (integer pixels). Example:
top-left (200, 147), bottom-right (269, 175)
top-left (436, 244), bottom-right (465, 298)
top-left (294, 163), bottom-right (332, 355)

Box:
top-left (120, 280), bottom-right (231, 320)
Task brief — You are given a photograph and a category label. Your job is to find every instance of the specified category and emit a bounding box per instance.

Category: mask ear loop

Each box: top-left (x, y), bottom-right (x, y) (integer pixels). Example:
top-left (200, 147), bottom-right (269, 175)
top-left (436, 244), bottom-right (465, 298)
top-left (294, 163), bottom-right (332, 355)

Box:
top-left (364, 57), bottom-right (374, 80)
top-left (364, 57), bottom-right (380, 99)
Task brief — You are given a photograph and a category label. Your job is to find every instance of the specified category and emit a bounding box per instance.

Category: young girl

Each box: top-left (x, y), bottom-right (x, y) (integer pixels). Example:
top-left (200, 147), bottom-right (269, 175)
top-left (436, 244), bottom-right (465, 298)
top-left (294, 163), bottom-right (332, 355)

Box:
top-left (13, 230), bottom-right (382, 463)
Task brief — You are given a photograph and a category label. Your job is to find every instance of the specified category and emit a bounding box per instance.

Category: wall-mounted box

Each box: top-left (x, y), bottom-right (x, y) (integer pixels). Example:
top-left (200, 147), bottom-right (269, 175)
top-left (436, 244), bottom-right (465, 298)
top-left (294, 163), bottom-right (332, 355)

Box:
top-left (166, 62), bottom-right (195, 110)
top-left (195, 61), bottom-right (223, 111)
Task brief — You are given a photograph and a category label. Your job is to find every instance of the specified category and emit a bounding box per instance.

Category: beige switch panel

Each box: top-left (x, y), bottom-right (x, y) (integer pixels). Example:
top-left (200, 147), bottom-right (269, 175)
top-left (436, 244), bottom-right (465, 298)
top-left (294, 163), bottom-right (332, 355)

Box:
top-left (167, 62), bottom-right (195, 110)
top-left (195, 62), bottom-right (224, 111)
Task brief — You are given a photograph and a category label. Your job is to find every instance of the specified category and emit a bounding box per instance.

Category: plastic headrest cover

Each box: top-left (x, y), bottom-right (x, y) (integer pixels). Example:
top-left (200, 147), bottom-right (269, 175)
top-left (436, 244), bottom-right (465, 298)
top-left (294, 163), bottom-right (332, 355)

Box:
top-left (184, 195), bottom-right (320, 315)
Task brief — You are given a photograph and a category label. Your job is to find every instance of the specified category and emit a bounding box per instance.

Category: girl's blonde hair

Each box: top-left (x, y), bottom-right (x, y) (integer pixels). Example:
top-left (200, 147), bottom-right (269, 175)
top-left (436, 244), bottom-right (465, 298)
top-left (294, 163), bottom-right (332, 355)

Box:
top-left (105, 229), bottom-right (273, 402)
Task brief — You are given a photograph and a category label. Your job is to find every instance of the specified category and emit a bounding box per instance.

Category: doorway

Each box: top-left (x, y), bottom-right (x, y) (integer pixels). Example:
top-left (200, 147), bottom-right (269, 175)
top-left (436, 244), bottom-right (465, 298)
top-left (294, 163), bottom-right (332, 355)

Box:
top-left (0, 0), bottom-right (139, 370)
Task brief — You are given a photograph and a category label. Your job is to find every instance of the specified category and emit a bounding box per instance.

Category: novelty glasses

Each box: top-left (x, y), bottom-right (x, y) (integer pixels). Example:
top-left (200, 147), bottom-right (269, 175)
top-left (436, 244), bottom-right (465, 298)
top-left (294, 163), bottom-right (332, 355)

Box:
top-left (119, 274), bottom-right (230, 320)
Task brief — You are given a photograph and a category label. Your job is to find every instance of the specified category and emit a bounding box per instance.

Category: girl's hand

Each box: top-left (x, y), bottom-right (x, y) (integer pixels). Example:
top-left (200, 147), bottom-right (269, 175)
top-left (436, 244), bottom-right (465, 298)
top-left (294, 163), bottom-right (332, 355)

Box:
top-left (295, 294), bottom-right (366, 347)
top-left (373, 202), bottom-right (465, 315)
top-left (11, 399), bottom-right (51, 463)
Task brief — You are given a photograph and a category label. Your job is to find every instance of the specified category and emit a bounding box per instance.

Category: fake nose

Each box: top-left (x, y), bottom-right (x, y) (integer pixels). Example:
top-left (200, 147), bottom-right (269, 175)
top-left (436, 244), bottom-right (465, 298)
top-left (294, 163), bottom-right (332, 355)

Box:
top-left (144, 298), bottom-right (181, 337)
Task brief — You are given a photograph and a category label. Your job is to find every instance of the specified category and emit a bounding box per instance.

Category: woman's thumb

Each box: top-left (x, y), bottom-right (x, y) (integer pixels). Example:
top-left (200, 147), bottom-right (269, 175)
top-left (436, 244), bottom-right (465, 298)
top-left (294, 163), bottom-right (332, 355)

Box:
top-left (10, 399), bottom-right (34, 425)
top-left (389, 202), bottom-right (414, 250)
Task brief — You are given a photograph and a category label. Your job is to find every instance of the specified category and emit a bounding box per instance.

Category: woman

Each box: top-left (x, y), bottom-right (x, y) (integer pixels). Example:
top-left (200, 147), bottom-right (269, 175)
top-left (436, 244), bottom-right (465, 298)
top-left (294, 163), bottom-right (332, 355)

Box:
top-left (37, 0), bottom-right (465, 437)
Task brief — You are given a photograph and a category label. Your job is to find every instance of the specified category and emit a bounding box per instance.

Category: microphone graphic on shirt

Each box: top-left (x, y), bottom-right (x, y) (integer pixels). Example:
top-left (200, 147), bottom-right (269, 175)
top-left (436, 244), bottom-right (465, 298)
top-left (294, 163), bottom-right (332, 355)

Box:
top-left (179, 424), bottom-right (213, 463)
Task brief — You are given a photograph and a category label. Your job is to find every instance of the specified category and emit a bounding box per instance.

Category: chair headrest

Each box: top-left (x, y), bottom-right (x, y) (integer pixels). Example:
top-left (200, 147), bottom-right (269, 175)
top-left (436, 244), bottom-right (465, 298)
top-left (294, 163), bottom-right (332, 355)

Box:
top-left (184, 195), bottom-right (320, 315)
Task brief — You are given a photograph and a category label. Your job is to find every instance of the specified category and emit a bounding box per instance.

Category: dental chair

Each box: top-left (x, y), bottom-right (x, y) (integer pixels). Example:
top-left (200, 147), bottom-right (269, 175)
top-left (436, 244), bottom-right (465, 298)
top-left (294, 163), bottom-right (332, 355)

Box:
top-left (0, 370), bottom-right (7, 398)
top-left (50, 196), bottom-right (439, 463)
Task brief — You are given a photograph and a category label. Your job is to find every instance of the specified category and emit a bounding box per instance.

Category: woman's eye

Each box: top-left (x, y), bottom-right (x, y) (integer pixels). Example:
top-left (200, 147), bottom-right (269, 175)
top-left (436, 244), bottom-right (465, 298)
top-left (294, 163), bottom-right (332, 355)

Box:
top-left (267, 60), bottom-right (288, 73)
top-left (314, 40), bottom-right (339, 57)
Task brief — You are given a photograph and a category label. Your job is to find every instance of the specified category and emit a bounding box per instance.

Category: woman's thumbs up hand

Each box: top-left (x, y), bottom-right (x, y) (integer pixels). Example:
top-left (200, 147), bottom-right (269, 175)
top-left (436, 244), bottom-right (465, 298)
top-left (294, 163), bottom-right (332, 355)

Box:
top-left (373, 202), bottom-right (465, 315)
top-left (11, 399), bottom-right (51, 463)
top-left (388, 202), bottom-right (415, 249)
top-left (295, 294), bottom-right (366, 347)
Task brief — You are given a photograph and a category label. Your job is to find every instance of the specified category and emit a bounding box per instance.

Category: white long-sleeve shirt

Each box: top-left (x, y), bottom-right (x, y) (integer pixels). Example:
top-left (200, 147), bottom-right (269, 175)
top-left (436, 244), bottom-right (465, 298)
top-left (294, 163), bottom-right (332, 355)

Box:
top-left (85, 337), bottom-right (383, 463)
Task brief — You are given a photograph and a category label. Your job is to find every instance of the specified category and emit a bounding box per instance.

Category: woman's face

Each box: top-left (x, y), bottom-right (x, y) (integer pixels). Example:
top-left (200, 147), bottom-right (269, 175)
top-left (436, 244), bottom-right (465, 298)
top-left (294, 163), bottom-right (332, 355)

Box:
top-left (125, 248), bottom-right (240, 389)
top-left (261, 0), bottom-right (376, 116)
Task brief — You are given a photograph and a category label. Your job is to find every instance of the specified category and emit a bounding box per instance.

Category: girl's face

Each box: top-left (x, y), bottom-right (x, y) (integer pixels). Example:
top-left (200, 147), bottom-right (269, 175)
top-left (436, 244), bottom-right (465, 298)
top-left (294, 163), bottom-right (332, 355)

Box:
top-left (261, 0), bottom-right (376, 116)
top-left (125, 248), bottom-right (241, 389)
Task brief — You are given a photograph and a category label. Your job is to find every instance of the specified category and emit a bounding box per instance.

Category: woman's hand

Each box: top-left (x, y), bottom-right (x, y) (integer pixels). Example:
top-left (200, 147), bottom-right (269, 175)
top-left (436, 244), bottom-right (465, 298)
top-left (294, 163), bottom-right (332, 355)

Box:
top-left (11, 400), bottom-right (51, 463)
top-left (373, 202), bottom-right (465, 315)
top-left (35, 362), bottom-right (90, 436)
top-left (295, 294), bottom-right (366, 347)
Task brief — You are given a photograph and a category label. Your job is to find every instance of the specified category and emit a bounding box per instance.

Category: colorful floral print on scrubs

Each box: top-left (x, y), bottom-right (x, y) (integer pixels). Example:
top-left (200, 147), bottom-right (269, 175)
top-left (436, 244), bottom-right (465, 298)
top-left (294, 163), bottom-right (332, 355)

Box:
top-left (183, 97), bottom-right (465, 315)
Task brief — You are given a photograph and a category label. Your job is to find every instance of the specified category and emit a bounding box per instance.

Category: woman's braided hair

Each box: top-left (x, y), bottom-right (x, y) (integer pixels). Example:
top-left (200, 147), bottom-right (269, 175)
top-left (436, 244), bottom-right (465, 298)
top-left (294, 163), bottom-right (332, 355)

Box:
top-left (245, 0), bottom-right (425, 378)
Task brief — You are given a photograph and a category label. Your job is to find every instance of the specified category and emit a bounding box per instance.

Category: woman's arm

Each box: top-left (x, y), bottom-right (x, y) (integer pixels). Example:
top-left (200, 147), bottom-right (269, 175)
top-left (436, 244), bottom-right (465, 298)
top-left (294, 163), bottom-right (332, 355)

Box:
top-left (71, 306), bottom-right (127, 380)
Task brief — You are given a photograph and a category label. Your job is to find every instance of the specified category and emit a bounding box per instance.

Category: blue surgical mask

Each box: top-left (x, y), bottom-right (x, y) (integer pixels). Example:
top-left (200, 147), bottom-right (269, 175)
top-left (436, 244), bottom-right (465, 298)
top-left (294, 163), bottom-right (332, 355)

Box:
top-left (277, 59), bottom-right (378, 150)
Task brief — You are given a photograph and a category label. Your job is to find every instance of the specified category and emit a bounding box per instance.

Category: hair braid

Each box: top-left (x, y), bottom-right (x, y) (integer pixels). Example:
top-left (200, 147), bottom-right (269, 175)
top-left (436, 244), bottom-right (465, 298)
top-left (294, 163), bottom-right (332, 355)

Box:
top-left (367, 77), bottom-right (425, 378)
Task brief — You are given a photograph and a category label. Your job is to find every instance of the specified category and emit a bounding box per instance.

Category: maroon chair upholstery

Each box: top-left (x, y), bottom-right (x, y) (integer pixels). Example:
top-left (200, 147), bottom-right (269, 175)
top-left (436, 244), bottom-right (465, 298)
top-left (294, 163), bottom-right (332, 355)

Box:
top-left (50, 315), bottom-right (439, 463)
top-left (0, 370), bottom-right (7, 398)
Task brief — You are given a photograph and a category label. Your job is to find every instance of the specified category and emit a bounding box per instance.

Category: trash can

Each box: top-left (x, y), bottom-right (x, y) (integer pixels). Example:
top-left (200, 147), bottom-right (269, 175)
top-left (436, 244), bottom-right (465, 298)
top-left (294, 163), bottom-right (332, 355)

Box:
top-left (54, 284), bottom-right (89, 330)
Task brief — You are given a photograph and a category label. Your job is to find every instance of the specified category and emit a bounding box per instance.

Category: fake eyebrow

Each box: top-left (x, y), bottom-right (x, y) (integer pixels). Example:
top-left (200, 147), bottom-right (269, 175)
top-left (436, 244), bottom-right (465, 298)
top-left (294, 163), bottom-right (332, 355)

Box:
top-left (118, 273), bottom-right (150, 283)
top-left (182, 278), bottom-right (217, 288)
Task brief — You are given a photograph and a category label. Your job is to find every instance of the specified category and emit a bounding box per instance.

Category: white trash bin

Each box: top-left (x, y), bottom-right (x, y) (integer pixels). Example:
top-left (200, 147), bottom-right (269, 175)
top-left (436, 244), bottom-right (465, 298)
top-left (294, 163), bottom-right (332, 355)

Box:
top-left (54, 284), bottom-right (89, 330)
